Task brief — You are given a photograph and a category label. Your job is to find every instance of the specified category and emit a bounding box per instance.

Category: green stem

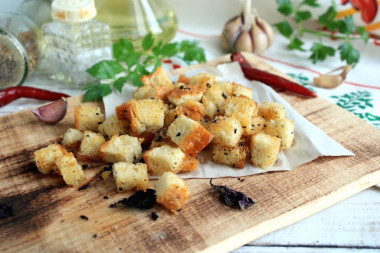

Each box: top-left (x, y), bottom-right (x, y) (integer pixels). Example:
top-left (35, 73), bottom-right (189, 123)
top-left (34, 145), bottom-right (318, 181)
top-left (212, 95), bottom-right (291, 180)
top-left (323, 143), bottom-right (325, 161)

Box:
top-left (303, 29), bottom-right (363, 40)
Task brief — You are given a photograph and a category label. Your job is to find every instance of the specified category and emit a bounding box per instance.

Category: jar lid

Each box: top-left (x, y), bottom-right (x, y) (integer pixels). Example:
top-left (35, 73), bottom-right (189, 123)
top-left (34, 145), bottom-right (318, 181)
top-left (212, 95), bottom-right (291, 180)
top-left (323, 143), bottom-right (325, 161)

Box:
top-left (51, 0), bottom-right (97, 23)
top-left (0, 27), bottom-right (29, 88)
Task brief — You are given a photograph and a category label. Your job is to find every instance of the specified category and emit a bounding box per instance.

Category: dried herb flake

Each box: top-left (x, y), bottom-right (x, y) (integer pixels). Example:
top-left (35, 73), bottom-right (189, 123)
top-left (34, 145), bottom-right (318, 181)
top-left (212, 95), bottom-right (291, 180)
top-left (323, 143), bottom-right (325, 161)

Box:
top-left (110, 189), bottom-right (156, 210)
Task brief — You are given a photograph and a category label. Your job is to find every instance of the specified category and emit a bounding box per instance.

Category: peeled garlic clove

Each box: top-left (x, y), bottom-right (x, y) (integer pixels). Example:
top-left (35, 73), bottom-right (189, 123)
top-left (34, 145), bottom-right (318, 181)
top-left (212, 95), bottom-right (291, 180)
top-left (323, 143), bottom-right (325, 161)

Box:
top-left (314, 65), bottom-right (353, 88)
top-left (235, 30), bottom-right (253, 52)
top-left (31, 97), bottom-right (67, 124)
top-left (221, 16), bottom-right (243, 51)
top-left (256, 16), bottom-right (274, 46)
top-left (250, 21), bottom-right (269, 54)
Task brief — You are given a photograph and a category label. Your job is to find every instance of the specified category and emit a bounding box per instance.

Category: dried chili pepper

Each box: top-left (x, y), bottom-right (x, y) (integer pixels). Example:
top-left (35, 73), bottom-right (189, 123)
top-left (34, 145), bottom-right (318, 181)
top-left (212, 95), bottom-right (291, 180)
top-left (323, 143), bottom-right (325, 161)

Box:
top-left (0, 86), bottom-right (70, 108)
top-left (231, 52), bottom-right (317, 98)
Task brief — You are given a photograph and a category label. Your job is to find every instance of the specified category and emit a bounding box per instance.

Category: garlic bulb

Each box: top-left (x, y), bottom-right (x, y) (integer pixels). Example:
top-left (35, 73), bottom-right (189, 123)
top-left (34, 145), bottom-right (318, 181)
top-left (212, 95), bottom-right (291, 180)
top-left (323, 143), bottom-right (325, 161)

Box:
top-left (221, 0), bottom-right (273, 54)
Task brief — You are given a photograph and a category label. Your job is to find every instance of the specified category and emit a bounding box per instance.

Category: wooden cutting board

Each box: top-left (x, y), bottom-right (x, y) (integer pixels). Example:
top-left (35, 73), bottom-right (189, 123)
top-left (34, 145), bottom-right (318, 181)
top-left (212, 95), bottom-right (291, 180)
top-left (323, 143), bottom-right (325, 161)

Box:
top-left (1, 53), bottom-right (380, 253)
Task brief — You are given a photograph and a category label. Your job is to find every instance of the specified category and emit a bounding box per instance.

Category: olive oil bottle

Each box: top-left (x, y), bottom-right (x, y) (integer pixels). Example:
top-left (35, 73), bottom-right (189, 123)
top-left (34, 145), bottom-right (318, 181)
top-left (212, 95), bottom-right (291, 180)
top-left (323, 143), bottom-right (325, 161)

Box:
top-left (95, 0), bottom-right (178, 49)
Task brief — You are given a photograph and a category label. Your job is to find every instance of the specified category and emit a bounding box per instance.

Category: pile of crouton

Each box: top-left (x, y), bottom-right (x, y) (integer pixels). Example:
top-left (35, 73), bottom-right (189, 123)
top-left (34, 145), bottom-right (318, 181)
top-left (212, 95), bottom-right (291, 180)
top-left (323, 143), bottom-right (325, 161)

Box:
top-left (34, 66), bottom-right (294, 212)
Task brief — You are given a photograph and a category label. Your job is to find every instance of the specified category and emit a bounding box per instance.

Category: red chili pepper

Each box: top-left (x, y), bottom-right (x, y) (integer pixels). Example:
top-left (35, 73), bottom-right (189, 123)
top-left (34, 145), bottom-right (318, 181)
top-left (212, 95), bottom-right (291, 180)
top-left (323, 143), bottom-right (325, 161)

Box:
top-left (0, 86), bottom-right (70, 108)
top-left (231, 52), bottom-right (317, 98)
top-left (344, 0), bottom-right (378, 23)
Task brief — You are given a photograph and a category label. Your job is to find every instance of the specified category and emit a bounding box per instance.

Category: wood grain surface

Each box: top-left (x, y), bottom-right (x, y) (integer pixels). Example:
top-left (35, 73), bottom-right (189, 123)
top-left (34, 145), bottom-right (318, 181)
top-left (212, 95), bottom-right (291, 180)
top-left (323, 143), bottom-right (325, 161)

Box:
top-left (1, 54), bottom-right (380, 253)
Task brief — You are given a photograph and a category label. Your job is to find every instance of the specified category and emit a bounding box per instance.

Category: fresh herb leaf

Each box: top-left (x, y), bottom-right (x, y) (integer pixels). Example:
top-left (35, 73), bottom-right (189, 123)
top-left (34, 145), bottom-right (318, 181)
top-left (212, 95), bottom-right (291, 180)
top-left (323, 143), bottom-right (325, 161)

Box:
top-left (338, 16), bottom-right (356, 35)
top-left (210, 179), bottom-right (255, 210)
top-left (86, 60), bottom-right (125, 79)
top-left (276, 0), bottom-right (294, 16)
top-left (318, 6), bottom-right (338, 31)
top-left (338, 42), bottom-right (360, 64)
top-left (274, 21), bottom-right (294, 38)
top-left (288, 37), bottom-right (305, 51)
top-left (358, 27), bottom-right (369, 42)
top-left (113, 77), bottom-right (127, 92)
top-left (142, 32), bottom-right (154, 51)
top-left (113, 39), bottom-right (134, 61)
top-left (179, 40), bottom-right (206, 62)
top-left (302, 0), bottom-right (319, 7)
top-left (294, 10), bottom-right (312, 22)
top-left (83, 83), bottom-right (103, 102)
top-left (309, 42), bottom-right (335, 63)
top-left (129, 71), bottom-right (144, 87)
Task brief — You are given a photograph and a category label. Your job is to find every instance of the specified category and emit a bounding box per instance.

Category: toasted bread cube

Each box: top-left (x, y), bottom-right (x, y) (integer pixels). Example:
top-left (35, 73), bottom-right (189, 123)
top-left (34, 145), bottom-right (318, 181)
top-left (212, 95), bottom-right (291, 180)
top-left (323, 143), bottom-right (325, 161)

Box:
top-left (215, 81), bottom-right (234, 97)
top-left (140, 66), bottom-right (174, 90)
top-left (180, 100), bottom-right (206, 122)
top-left (258, 102), bottom-right (286, 121)
top-left (250, 133), bottom-right (281, 169)
top-left (179, 156), bottom-right (199, 173)
top-left (55, 152), bottom-right (85, 187)
top-left (245, 116), bottom-right (266, 136)
top-left (99, 134), bottom-right (142, 163)
top-left (133, 84), bottom-right (171, 102)
top-left (116, 99), bottom-right (165, 135)
top-left (75, 105), bottom-right (104, 132)
top-left (264, 118), bottom-right (294, 150)
top-left (209, 116), bottom-right (243, 147)
top-left (202, 84), bottom-right (227, 118)
top-left (164, 107), bottom-right (185, 128)
top-left (232, 83), bottom-right (253, 99)
top-left (143, 145), bottom-right (185, 175)
top-left (167, 84), bottom-right (205, 106)
top-left (167, 115), bottom-right (213, 157)
top-left (34, 144), bottom-right (67, 174)
top-left (77, 131), bottom-right (105, 161)
top-left (224, 96), bottom-right (258, 135)
top-left (189, 73), bottom-right (216, 90)
top-left (113, 162), bottom-right (148, 192)
top-left (177, 74), bottom-right (190, 84)
top-left (155, 172), bottom-right (190, 211)
top-left (61, 128), bottom-right (83, 149)
top-left (212, 141), bottom-right (248, 168)
top-left (98, 115), bottom-right (129, 139)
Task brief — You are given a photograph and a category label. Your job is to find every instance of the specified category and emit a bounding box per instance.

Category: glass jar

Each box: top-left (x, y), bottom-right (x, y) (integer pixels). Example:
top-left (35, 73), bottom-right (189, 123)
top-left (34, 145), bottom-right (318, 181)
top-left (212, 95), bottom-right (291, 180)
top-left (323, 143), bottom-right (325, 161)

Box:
top-left (0, 12), bottom-right (40, 88)
top-left (42, 0), bottom-right (112, 87)
top-left (95, 0), bottom-right (178, 49)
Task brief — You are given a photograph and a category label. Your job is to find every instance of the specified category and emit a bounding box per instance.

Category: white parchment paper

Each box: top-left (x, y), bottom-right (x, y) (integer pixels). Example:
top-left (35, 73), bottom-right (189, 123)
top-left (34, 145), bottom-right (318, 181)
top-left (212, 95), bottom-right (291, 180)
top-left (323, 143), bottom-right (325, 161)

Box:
top-left (103, 62), bottom-right (353, 178)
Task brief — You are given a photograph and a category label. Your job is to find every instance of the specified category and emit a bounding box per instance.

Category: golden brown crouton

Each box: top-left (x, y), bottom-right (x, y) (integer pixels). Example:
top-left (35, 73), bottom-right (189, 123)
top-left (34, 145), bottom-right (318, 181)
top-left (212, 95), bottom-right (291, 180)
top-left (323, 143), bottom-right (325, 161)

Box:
top-left (250, 133), bottom-right (281, 169)
top-left (133, 84), bottom-right (171, 103)
top-left (113, 162), bottom-right (148, 192)
top-left (232, 83), bottom-right (253, 99)
top-left (202, 83), bottom-right (227, 118)
top-left (264, 118), bottom-right (294, 150)
top-left (61, 128), bottom-right (83, 149)
top-left (116, 99), bottom-right (165, 135)
top-left (99, 134), bottom-right (143, 163)
top-left (224, 96), bottom-right (258, 135)
top-left (143, 145), bottom-right (186, 175)
top-left (180, 100), bottom-right (206, 122)
top-left (177, 74), bottom-right (190, 84)
top-left (98, 115), bottom-right (129, 139)
top-left (167, 84), bottom-right (205, 106)
top-left (167, 115), bottom-right (213, 157)
top-left (258, 102), bottom-right (286, 121)
top-left (209, 116), bottom-right (243, 147)
top-left (155, 172), bottom-right (190, 211)
top-left (55, 152), bottom-right (85, 187)
top-left (164, 107), bottom-right (185, 128)
top-left (245, 116), bottom-right (266, 136)
top-left (179, 156), bottom-right (199, 173)
top-left (215, 81), bottom-right (234, 97)
top-left (75, 105), bottom-right (104, 132)
top-left (34, 144), bottom-right (67, 174)
top-left (77, 131), bottom-right (105, 162)
top-left (212, 140), bottom-right (248, 168)
top-left (140, 66), bottom-right (174, 91)
top-left (189, 73), bottom-right (216, 90)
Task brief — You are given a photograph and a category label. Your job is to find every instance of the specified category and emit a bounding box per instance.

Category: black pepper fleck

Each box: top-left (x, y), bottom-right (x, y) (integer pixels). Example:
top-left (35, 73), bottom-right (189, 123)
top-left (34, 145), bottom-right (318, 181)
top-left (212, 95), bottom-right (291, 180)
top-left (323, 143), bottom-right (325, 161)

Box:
top-left (80, 215), bottom-right (89, 221)
top-left (103, 196), bottom-right (109, 199)
top-left (78, 184), bottom-right (90, 191)
top-left (82, 164), bottom-right (88, 169)
top-left (222, 93), bottom-right (227, 99)
top-left (234, 129), bottom-right (237, 134)
top-left (176, 132), bottom-right (181, 137)
top-left (93, 234), bottom-right (97, 238)
top-left (151, 212), bottom-right (159, 221)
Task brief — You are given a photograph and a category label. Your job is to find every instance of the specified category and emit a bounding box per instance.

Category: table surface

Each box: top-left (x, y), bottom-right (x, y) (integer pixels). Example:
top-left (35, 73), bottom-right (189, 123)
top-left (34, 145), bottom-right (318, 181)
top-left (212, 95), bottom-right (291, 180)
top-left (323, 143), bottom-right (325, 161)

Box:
top-left (2, 0), bottom-right (380, 252)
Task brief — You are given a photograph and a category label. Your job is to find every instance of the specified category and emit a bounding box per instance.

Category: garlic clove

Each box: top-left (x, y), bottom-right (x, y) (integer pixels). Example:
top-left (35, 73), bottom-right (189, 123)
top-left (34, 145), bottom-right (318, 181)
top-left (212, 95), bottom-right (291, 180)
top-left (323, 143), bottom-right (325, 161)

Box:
top-left (251, 21), bottom-right (269, 54)
top-left (314, 65), bottom-right (353, 88)
top-left (221, 16), bottom-right (242, 51)
top-left (256, 16), bottom-right (274, 46)
top-left (234, 30), bottom-right (253, 52)
top-left (31, 97), bottom-right (68, 124)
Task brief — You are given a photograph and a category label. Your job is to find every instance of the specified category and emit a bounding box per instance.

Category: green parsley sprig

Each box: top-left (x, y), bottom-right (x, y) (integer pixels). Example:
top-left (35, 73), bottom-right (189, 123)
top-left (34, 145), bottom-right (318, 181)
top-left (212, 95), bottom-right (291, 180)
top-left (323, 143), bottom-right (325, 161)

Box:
top-left (274, 0), bottom-right (368, 65)
top-left (83, 33), bottom-right (206, 102)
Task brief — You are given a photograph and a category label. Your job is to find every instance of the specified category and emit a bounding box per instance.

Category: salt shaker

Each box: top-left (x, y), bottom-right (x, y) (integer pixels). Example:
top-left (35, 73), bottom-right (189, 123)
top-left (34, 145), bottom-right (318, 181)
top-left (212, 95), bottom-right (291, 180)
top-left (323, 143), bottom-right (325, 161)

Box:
top-left (42, 0), bottom-right (112, 87)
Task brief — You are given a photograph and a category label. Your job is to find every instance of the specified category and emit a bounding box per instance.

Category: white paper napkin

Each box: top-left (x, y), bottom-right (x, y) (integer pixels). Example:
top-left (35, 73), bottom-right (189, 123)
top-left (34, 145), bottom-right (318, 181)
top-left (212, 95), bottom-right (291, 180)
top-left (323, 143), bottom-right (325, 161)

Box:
top-left (103, 62), bottom-right (353, 178)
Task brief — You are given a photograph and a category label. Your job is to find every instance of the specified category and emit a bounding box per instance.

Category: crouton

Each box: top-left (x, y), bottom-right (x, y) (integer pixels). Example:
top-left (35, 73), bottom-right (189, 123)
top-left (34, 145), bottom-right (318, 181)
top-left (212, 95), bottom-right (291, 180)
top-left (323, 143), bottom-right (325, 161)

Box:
top-left (34, 144), bottom-right (68, 174)
top-left (177, 74), bottom-right (190, 84)
top-left (212, 140), bottom-right (248, 168)
top-left (202, 83), bottom-right (227, 118)
top-left (113, 162), bottom-right (148, 192)
top-left (164, 107), bottom-right (185, 128)
top-left (75, 105), bottom-right (104, 132)
top-left (61, 128), bottom-right (83, 149)
top-left (55, 152), bottom-right (85, 187)
top-left (133, 84), bottom-right (171, 102)
top-left (215, 81), bottom-right (234, 97)
top-left (167, 84), bottom-right (205, 106)
top-left (116, 99), bottom-right (165, 134)
top-left (250, 133), bottom-right (281, 169)
top-left (264, 118), bottom-right (294, 150)
top-left (167, 115), bottom-right (213, 157)
top-left (77, 131), bottom-right (105, 162)
top-left (209, 116), bottom-right (243, 147)
top-left (245, 116), bottom-right (266, 136)
top-left (179, 156), bottom-right (199, 173)
top-left (232, 83), bottom-right (253, 99)
top-left (143, 145), bottom-right (186, 175)
top-left (180, 100), bottom-right (206, 122)
top-left (155, 172), bottom-right (190, 211)
top-left (99, 134), bottom-right (142, 163)
top-left (140, 66), bottom-right (174, 90)
top-left (189, 73), bottom-right (216, 90)
top-left (98, 115), bottom-right (129, 139)
top-left (258, 102), bottom-right (286, 121)
top-left (224, 96), bottom-right (258, 135)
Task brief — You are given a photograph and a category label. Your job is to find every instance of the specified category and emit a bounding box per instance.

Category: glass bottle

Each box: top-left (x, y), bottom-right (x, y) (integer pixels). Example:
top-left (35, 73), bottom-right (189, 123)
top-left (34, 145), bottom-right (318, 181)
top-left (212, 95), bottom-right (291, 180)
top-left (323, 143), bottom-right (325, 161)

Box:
top-left (95, 0), bottom-right (178, 49)
top-left (42, 0), bottom-right (112, 87)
